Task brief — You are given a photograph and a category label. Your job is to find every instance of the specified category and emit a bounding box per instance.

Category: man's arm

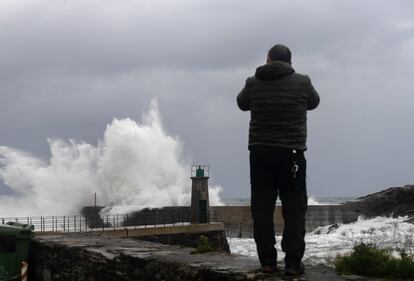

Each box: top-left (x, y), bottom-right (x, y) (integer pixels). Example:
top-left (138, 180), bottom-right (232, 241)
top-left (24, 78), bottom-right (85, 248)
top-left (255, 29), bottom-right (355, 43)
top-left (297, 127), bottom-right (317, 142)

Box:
top-left (306, 76), bottom-right (320, 110)
top-left (237, 78), bottom-right (252, 111)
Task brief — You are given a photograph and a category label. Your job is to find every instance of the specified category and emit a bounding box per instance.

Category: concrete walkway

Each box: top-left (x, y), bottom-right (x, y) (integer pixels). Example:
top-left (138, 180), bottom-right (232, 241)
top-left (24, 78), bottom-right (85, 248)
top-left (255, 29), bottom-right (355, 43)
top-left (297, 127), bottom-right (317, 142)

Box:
top-left (32, 233), bottom-right (349, 280)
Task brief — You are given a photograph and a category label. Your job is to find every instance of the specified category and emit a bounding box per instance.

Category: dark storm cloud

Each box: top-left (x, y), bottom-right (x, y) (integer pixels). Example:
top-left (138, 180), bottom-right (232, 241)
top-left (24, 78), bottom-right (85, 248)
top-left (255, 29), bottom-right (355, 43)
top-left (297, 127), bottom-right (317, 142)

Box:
top-left (1, 0), bottom-right (414, 198)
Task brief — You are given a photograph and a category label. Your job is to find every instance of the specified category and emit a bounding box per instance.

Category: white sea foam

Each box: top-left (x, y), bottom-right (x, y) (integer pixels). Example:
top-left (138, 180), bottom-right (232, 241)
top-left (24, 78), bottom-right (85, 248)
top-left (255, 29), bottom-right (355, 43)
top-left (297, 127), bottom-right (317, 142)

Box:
top-left (228, 216), bottom-right (414, 266)
top-left (307, 196), bottom-right (322, 205)
top-left (0, 99), bottom-right (223, 217)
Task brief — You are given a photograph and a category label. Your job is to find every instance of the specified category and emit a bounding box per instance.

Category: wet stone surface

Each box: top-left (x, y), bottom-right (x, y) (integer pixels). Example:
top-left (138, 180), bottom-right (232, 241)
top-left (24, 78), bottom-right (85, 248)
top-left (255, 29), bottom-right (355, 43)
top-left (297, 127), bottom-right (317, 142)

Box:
top-left (30, 233), bottom-right (349, 280)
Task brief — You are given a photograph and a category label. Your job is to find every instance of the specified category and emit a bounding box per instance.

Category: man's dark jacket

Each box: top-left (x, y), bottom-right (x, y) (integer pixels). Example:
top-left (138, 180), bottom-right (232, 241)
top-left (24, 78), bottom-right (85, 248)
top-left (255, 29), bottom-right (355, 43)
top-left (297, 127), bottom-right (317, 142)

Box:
top-left (237, 61), bottom-right (320, 150)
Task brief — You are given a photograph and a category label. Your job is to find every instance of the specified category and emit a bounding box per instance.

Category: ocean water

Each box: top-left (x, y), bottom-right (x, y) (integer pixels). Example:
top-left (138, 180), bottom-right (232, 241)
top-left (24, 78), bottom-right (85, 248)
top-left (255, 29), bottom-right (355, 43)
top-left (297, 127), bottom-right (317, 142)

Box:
top-left (228, 216), bottom-right (414, 266)
top-left (223, 196), bottom-right (357, 206)
top-left (226, 196), bottom-right (414, 266)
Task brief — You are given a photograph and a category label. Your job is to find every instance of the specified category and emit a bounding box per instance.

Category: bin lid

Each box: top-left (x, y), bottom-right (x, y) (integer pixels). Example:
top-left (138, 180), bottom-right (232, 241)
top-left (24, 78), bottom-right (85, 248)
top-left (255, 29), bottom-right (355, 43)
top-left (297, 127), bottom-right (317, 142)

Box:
top-left (0, 222), bottom-right (33, 237)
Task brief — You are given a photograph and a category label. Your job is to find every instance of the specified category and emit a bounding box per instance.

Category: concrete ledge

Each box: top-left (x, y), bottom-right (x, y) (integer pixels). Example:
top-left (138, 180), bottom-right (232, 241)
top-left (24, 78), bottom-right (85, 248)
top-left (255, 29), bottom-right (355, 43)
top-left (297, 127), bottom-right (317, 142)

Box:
top-left (30, 233), bottom-right (346, 280)
top-left (34, 223), bottom-right (225, 238)
top-left (35, 223), bottom-right (230, 253)
top-left (97, 223), bottom-right (225, 238)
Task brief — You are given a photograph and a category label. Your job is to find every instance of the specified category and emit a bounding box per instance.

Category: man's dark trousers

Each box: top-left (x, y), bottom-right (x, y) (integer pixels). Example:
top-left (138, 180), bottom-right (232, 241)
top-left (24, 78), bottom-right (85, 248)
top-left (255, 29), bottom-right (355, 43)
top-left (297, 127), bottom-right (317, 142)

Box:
top-left (250, 146), bottom-right (308, 267)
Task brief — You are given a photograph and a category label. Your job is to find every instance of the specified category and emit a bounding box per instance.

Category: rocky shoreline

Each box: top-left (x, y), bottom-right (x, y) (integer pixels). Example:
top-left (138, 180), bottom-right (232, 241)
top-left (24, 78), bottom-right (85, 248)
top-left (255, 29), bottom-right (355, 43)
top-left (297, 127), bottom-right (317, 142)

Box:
top-left (343, 184), bottom-right (414, 222)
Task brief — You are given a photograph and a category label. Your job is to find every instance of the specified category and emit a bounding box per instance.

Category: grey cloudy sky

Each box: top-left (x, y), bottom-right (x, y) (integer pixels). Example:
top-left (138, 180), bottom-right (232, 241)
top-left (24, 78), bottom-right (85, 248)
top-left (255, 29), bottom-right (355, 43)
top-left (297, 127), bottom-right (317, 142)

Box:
top-left (1, 0), bottom-right (414, 199)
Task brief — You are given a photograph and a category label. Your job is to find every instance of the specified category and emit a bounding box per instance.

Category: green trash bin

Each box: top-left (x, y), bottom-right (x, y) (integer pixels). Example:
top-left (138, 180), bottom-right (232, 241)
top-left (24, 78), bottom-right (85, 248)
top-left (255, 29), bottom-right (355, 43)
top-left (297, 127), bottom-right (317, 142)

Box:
top-left (0, 222), bottom-right (33, 281)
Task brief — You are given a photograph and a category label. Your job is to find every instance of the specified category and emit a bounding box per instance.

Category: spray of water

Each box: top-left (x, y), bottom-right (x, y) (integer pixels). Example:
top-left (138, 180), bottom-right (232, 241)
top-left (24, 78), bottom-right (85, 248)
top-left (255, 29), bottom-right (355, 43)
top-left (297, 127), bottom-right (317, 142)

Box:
top-left (308, 196), bottom-right (322, 205)
top-left (0, 99), bottom-right (223, 217)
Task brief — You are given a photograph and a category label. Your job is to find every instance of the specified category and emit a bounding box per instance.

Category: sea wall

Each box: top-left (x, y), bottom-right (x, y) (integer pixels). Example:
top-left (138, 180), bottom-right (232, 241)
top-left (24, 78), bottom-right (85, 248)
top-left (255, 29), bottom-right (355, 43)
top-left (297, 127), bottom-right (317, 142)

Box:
top-left (81, 205), bottom-right (360, 238)
top-left (212, 205), bottom-right (359, 237)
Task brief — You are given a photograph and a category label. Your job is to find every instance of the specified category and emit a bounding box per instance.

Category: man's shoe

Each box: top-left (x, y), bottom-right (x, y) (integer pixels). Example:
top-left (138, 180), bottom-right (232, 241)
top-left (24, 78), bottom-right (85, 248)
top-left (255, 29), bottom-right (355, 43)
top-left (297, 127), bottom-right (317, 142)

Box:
top-left (261, 265), bottom-right (277, 273)
top-left (285, 262), bottom-right (305, 276)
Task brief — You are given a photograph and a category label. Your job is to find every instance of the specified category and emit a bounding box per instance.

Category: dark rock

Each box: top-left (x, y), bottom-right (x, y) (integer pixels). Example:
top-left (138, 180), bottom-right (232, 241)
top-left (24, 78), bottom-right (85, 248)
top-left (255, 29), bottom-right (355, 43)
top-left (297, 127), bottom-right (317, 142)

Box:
top-left (124, 207), bottom-right (191, 227)
top-left (343, 185), bottom-right (414, 220)
top-left (312, 223), bottom-right (340, 235)
top-left (81, 206), bottom-right (107, 228)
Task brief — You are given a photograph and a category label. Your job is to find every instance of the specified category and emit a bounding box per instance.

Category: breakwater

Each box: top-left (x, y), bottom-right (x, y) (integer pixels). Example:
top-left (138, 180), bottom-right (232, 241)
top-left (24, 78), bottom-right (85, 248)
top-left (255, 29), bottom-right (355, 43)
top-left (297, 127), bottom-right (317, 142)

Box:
top-left (212, 205), bottom-right (359, 237)
top-left (106, 205), bottom-right (360, 238)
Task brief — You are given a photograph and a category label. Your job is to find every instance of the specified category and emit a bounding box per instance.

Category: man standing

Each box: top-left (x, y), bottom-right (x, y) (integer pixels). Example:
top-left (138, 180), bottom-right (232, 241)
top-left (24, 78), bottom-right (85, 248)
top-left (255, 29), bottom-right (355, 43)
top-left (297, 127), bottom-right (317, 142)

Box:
top-left (237, 44), bottom-right (319, 276)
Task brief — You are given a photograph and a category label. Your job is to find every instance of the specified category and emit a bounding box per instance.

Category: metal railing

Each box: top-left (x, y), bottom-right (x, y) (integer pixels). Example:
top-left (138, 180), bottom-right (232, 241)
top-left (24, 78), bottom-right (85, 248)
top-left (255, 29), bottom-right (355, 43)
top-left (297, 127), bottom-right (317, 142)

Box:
top-left (1, 209), bottom-right (222, 233)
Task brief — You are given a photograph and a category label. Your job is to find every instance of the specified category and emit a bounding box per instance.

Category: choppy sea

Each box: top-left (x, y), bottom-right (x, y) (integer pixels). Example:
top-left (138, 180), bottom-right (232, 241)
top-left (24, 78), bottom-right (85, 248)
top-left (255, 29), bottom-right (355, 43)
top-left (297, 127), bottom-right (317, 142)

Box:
top-left (223, 197), bottom-right (414, 266)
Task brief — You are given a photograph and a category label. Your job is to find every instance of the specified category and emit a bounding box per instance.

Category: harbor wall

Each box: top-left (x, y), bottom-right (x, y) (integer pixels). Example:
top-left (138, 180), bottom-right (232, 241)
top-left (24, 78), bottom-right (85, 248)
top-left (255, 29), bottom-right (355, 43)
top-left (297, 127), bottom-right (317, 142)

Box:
top-left (116, 205), bottom-right (360, 238)
top-left (212, 205), bottom-right (360, 237)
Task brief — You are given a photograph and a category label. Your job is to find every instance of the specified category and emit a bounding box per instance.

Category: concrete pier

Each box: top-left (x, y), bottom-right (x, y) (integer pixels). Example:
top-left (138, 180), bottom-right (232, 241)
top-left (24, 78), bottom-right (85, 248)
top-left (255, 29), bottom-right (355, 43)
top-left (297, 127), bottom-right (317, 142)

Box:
top-left (123, 205), bottom-right (360, 238)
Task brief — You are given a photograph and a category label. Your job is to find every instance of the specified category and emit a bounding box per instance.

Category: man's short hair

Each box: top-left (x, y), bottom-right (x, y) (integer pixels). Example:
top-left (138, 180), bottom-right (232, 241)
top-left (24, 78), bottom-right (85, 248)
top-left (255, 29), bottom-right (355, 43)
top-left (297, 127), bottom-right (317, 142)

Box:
top-left (268, 44), bottom-right (292, 64)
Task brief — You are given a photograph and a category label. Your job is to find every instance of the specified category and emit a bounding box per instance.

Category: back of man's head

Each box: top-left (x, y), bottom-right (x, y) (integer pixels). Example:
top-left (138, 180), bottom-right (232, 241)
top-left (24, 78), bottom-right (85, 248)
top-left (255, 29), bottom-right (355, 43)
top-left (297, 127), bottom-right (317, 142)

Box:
top-left (267, 44), bottom-right (292, 64)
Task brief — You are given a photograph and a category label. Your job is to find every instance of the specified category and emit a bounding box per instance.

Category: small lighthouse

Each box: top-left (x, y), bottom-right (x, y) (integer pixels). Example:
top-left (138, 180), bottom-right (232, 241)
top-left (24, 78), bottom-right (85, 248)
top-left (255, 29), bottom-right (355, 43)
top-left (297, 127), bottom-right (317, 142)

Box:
top-left (190, 165), bottom-right (210, 224)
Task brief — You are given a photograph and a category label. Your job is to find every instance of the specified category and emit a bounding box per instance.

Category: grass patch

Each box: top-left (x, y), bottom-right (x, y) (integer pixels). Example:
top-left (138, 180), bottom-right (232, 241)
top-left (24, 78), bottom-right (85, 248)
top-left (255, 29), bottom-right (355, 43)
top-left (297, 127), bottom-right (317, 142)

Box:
top-left (334, 242), bottom-right (414, 279)
top-left (191, 235), bottom-right (216, 254)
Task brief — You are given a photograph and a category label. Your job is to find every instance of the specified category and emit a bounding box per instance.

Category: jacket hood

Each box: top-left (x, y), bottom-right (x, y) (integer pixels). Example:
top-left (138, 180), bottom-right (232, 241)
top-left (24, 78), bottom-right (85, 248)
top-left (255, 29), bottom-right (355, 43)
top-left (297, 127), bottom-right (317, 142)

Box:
top-left (255, 61), bottom-right (295, 81)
